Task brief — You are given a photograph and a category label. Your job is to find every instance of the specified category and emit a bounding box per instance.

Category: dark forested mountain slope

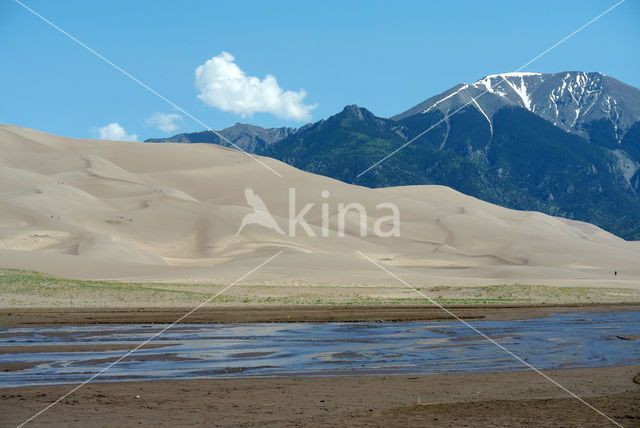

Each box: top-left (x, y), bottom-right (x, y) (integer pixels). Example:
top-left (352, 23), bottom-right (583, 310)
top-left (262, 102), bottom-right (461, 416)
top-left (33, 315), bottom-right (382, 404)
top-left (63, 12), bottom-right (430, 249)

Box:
top-left (148, 72), bottom-right (640, 239)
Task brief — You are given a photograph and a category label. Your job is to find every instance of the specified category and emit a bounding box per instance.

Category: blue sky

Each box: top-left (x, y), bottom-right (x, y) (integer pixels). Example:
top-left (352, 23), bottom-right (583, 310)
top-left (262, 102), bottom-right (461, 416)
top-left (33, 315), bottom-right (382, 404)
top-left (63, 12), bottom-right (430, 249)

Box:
top-left (1, 0), bottom-right (638, 140)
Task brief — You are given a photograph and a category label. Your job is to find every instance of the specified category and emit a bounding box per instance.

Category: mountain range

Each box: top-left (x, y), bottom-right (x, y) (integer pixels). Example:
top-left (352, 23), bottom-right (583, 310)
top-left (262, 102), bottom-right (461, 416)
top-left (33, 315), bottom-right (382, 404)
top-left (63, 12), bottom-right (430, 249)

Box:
top-left (146, 71), bottom-right (640, 240)
top-left (147, 122), bottom-right (297, 153)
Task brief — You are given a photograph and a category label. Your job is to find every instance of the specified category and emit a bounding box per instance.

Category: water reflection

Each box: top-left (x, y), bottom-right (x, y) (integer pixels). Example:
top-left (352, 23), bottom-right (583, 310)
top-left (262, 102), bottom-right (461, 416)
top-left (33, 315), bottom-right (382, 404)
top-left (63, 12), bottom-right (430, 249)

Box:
top-left (1, 311), bottom-right (638, 388)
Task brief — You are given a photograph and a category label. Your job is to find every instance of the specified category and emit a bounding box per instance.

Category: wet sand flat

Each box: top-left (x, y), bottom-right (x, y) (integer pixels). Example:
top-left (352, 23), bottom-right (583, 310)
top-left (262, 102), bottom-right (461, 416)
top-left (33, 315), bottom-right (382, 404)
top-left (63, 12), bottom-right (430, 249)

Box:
top-left (2, 303), bottom-right (640, 327)
top-left (2, 365), bottom-right (638, 427)
top-left (0, 344), bottom-right (171, 354)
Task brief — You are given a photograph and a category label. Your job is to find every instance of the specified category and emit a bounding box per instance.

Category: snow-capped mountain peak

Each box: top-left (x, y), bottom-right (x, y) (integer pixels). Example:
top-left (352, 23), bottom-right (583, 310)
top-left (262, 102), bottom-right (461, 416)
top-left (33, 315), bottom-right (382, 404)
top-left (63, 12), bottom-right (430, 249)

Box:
top-left (393, 71), bottom-right (640, 143)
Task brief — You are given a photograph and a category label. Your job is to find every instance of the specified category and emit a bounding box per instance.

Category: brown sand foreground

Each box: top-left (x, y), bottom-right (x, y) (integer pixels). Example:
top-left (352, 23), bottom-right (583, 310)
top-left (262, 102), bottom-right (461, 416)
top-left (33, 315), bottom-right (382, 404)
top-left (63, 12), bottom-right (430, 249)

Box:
top-left (2, 366), bottom-right (638, 427)
top-left (2, 303), bottom-right (640, 327)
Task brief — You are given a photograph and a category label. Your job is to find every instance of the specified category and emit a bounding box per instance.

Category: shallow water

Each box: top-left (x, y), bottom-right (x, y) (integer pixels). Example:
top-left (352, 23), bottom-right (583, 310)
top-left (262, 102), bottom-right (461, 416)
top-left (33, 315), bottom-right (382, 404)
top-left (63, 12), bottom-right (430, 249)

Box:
top-left (1, 311), bottom-right (639, 388)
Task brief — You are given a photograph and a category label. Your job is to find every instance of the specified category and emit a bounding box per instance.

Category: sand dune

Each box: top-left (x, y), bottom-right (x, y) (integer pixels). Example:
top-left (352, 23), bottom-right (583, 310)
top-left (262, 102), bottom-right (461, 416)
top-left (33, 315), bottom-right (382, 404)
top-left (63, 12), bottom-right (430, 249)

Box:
top-left (1, 123), bottom-right (639, 289)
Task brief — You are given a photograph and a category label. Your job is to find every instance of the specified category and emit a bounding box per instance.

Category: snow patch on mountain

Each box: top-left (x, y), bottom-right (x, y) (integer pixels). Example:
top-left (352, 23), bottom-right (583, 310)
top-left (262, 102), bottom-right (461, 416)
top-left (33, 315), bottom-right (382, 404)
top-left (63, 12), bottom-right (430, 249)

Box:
top-left (501, 75), bottom-right (533, 110)
top-left (483, 72), bottom-right (542, 79)
top-left (474, 76), bottom-right (508, 97)
top-left (422, 84), bottom-right (470, 114)
top-left (471, 97), bottom-right (492, 136)
top-left (473, 73), bottom-right (541, 109)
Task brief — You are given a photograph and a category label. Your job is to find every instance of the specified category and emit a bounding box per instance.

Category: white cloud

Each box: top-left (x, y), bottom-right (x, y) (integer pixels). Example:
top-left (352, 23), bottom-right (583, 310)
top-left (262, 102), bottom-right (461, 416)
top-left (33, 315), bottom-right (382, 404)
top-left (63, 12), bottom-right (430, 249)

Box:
top-left (96, 122), bottom-right (138, 141)
top-left (145, 112), bottom-right (183, 134)
top-left (194, 52), bottom-right (316, 121)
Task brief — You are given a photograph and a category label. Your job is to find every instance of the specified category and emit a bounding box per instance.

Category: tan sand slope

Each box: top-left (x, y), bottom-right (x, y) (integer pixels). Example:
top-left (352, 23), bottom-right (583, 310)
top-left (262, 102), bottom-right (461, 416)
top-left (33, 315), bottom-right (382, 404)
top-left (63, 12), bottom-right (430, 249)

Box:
top-left (0, 123), bottom-right (639, 288)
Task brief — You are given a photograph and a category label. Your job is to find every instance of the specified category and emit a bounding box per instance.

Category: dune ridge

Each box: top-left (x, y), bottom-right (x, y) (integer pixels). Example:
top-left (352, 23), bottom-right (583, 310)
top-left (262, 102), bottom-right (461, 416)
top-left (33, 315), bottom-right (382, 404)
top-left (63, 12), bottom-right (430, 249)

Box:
top-left (0, 123), bottom-right (639, 289)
